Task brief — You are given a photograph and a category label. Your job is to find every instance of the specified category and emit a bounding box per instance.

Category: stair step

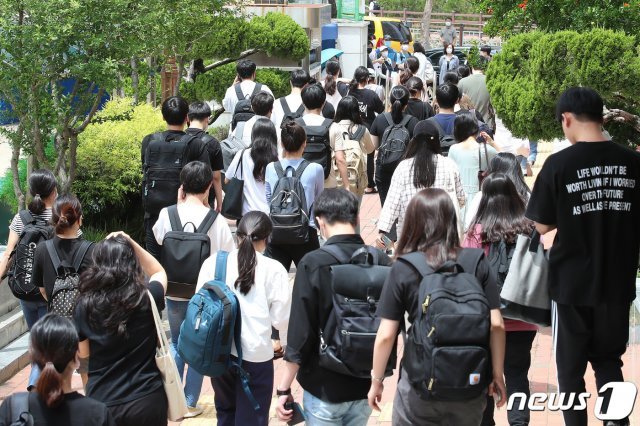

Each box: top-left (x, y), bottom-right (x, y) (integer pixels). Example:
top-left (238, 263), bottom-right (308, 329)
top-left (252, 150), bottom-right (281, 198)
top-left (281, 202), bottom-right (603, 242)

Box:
top-left (0, 280), bottom-right (20, 317)
top-left (0, 307), bottom-right (27, 350)
top-left (0, 332), bottom-right (30, 385)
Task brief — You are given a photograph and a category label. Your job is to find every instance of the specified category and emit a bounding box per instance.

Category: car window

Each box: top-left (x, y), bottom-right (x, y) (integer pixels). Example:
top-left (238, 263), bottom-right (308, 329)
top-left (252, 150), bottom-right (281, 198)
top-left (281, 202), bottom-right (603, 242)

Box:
top-left (381, 21), bottom-right (403, 41)
top-left (400, 23), bottom-right (412, 42)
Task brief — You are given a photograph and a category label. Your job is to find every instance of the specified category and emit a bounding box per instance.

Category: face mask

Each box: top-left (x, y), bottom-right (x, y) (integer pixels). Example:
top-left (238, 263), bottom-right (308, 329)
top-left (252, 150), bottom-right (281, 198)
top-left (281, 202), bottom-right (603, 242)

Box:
top-left (381, 51), bottom-right (388, 58)
top-left (401, 44), bottom-right (409, 52)
top-left (446, 48), bottom-right (453, 54)
top-left (385, 41), bottom-right (391, 47)
top-left (446, 22), bottom-right (451, 27)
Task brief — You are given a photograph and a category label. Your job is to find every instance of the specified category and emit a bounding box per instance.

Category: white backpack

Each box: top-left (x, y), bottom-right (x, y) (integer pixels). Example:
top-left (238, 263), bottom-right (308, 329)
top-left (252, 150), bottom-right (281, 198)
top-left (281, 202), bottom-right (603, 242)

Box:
top-left (334, 125), bottom-right (368, 196)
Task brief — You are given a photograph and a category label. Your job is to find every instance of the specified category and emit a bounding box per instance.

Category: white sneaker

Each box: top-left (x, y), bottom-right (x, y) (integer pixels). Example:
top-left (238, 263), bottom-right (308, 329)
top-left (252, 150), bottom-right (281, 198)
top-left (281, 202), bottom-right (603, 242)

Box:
top-left (183, 406), bottom-right (204, 418)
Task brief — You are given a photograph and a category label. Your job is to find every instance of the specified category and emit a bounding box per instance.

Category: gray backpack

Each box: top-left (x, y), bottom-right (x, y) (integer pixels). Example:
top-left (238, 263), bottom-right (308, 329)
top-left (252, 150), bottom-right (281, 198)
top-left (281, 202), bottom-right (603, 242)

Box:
top-left (269, 161), bottom-right (310, 245)
top-left (221, 123), bottom-right (249, 172)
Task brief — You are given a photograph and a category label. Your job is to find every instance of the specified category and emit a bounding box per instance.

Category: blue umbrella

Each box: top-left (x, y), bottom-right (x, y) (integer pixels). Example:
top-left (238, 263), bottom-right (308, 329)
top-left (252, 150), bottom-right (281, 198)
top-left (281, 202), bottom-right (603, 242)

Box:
top-left (321, 48), bottom-right (344, 65)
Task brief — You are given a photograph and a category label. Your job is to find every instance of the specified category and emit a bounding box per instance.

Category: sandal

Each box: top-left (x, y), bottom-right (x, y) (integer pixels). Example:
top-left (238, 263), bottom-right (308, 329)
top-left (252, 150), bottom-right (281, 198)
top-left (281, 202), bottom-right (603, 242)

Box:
top-left (364, 187), bottom-right (378, 194)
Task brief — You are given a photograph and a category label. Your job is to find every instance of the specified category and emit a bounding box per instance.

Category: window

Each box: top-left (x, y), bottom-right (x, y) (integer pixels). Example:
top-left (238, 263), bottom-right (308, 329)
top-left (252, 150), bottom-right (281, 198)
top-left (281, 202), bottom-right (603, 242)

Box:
top-left (381, 21), bottom-right (403, 41)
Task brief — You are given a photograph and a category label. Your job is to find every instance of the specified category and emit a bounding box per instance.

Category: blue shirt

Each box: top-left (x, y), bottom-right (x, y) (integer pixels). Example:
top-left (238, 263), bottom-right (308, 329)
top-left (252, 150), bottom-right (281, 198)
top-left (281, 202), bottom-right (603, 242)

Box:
top-left (265, 159), bottom-right (325, 228)
top-left (434, 113), bottom-right (457, 136)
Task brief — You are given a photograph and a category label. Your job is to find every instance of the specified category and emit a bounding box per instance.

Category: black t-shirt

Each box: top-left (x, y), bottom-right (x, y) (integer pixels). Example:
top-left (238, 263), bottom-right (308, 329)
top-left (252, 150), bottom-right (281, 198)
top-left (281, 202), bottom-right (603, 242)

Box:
top-left (405, 98), bottom-right (435, 121)
top-left (0, 392), bottom-right (114, 426)
top-left (186, 128), bottom-right (224, 172)
top-left (370, 112), bottom-right (419, 139)
top-left (74, 281), bottom-right (166, 406)
top-left (140, 130), bottom-right (211, 168)
top-left (336, 81), bottom-right (349, 97)
top-left (32, 236), bottom-right (95, 300)
top-left (526, 141), bottom-right (640, 306)
top-left (377, 249), bottom-right (501, 324)
top-left (348, 87), bottom-right (385, 129)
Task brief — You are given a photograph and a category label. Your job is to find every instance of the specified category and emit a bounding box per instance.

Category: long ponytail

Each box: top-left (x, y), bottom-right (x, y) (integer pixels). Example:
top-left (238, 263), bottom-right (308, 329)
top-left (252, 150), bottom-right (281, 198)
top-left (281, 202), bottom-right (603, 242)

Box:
top-left (325, 60), bottom-right (341, 96)
top-left (389, 85), bottom-right (410, 123)
top-left (234, 212), bottom-right (273, 295)
top-left (349, 66), bottom-right (369, 92)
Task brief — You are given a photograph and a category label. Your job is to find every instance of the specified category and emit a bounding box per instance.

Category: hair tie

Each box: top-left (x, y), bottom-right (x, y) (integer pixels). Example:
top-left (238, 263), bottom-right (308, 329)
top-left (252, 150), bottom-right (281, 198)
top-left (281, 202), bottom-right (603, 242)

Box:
top-left (34, 193), bottom-right (41, 198)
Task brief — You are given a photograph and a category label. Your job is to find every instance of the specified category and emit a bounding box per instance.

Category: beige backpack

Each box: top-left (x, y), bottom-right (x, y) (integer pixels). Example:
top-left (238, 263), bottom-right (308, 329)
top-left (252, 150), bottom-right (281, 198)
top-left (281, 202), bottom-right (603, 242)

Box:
top-left (334, 125), bottom-right (368, 196)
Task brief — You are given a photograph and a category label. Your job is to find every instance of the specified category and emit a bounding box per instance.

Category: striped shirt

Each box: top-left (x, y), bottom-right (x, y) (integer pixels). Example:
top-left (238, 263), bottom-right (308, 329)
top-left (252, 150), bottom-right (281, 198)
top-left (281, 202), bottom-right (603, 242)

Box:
top-left (9, 208), bottom-right (82, 237)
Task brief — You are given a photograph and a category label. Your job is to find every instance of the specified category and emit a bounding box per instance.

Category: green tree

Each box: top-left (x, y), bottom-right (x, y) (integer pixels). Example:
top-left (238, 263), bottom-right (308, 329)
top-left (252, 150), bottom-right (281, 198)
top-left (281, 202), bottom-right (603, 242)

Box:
top-left (486, 29), bottom-right (640, 144)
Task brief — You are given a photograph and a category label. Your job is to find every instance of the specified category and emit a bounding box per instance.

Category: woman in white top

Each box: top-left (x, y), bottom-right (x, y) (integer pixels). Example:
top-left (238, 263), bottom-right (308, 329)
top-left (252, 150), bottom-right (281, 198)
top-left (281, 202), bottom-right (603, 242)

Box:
top-left (197, 211), bottom-right (291, 426)
top-left (376, 120), bottom-right (465, 247)
top-left (226, 118), bottom-right (279, 216)
top-left (322, 60), bottom-right (349, 111)
top-left (412, 42), bottom-right (435, 85)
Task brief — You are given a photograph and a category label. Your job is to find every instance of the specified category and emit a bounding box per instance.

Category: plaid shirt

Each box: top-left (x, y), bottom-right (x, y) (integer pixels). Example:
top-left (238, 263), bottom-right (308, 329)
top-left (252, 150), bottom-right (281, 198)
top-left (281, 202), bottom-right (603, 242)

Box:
top-left (378, 156), bottom-right (466, 238)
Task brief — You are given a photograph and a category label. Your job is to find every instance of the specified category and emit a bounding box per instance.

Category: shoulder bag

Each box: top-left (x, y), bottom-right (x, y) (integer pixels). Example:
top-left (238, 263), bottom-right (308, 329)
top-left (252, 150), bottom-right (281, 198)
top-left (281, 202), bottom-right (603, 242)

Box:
top-left (221, 149), bottom-right (245, 220)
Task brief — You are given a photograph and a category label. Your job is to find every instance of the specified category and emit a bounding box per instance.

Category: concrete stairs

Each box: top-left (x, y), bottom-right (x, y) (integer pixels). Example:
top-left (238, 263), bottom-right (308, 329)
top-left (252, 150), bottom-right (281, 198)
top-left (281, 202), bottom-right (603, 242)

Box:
top-left (0, 280), bottom-right (30, 384)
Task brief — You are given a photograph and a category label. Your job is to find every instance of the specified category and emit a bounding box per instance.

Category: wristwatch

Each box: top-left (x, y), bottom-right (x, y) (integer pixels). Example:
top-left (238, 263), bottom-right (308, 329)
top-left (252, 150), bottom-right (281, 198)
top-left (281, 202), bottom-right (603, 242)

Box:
top-left (371, 370), bottom-right (385, 383)
top-left (276, 388), bottom-right (291, 396)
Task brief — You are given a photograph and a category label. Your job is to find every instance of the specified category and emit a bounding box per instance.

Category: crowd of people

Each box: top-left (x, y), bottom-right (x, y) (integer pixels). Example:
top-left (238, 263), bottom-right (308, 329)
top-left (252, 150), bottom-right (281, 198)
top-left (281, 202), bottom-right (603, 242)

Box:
top-left (0, 52), bottom-right (637, 426)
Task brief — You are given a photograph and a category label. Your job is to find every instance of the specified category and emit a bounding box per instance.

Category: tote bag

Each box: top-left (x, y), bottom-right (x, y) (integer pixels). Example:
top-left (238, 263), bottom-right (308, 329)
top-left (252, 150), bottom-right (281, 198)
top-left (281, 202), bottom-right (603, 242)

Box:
top-left (500, 231), bottom-right (551, 327)
top-left (221, 150), bottom-right (245, 220)
top-left (148, 291), bottom-right (189, 421)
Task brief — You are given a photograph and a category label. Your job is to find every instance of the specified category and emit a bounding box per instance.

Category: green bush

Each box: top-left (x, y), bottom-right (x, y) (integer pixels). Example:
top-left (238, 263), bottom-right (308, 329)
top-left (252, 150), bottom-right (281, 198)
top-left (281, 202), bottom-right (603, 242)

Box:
top-left (0, 159), bottom-right (27, 212)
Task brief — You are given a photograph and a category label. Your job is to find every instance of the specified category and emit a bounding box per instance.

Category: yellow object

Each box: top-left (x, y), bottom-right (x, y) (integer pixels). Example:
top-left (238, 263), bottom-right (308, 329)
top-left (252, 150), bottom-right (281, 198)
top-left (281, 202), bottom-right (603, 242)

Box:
top-left (364, 16), bottom-right (414, 53)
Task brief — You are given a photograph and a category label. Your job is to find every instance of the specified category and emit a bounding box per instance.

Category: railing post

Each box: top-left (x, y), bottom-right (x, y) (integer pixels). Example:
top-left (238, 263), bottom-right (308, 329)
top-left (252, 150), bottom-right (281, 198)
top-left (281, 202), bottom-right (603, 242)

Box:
top-left (403, 8), bottom-right (407, 22)
top-left (380, 7), bottom-right (383, 17)
top-left (459, 23), bottom-right (464, 47)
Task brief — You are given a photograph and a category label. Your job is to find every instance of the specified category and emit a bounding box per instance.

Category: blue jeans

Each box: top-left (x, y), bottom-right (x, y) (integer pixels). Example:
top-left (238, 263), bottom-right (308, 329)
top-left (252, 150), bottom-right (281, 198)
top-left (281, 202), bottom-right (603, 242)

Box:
top-left (165, 299), bottom-right (204, 407)
top-left (528, 140), bottom-right (538, 164)
top-left (303, 391), bottom-right (372, 426)
top-left (20, 299), bottom-right (48, 388)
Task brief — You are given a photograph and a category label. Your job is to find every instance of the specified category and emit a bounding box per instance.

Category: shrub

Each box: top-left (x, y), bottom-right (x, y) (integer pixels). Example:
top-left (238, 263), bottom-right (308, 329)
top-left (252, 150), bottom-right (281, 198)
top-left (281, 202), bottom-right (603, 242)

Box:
top-left (0, 159), bottom-right (27, 212)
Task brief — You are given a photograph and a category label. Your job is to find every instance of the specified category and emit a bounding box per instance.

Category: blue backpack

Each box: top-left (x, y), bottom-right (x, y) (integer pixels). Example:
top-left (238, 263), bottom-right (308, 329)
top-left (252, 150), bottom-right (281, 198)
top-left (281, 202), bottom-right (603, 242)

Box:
top-left (177, 251), bottom-right (259, 410)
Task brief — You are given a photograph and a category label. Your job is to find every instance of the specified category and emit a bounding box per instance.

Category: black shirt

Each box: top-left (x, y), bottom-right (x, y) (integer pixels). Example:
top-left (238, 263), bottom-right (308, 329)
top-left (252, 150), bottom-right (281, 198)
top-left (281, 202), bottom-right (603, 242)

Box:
top-left (526, 141), bottom-right (640, 306)
top-left (405, 98), bottom-right (435, 121)
top-left (0, 392), bottom-right (114, 426)
top-left (187, 128), bottom-right (224, 207)
top-left (377, 249), bottom-right (501, 324)
top-left (32, 236), bottom-right (95, 300)
top-left (348, 87), bottom-right (385, 130)
top-left (370, 112), bottom-right (419, 139)
top-left (74, 281), bottom-right (166, 406)
top-left (284, 235), bottom-right (393, 403)
top-left (140, 130), bottom-right (211, 168)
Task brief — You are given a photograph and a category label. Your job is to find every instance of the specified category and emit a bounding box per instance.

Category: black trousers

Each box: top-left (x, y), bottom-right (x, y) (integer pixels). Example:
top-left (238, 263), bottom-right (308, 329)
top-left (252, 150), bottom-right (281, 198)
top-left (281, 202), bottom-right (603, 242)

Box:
top-left (367, 152), bottom-right (375, 189)
top-left (375, 168), bottom-right (397, 241)
top-left (264, 227), bottom-right (320, 273)
top-left (108, 386), bottom-right (168, 426)
top-left (482, 330), bottom-right (537, 426)
top-left (144, 215), bottom-right (161, 260)
top-left (555, 302), bottom-right (630, 426)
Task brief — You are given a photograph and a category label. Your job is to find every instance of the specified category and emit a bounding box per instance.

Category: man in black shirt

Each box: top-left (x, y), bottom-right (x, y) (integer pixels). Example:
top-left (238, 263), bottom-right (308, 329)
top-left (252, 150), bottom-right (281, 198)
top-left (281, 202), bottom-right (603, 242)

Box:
top-left (187, 101), bottom-right (223, 211)
top-left (526, 88), bottom-right (640, 426)
top-left (276, 189), bottom-right (392, 424)
top-left (140, 96), bottom-right (210, 259)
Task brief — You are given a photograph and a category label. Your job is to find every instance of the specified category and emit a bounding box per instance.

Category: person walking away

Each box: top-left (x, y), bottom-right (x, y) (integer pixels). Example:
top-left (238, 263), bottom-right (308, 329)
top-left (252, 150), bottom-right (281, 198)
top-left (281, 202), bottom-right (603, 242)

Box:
top-left (412, 42), bottom-right (435, 85)
top-left (75, 232), bottom-right (169, 426)
top-left (234, 91), bottom-right (275, 146)
top-left (439, 18), bottom-right (457, 47)
top-left (463, 174), bottom-right (538, 426)
top-left (404, 77), bottom-right (435, 121)
top-left (392, 57), bottom-right (419, 89)
top-left (0, 314), bottom-right (114, 425)
top-left (222, 60), bottom-right (273, 114)
top-left (458, 63), bottom-right (496, 132)
top-left (276, 189), bottom-right (393, 425)
top-left (365, 68), bottom-right (385, 103)
top-left (438, 44), bottom-right (460, 86)
top-left (322, 60), bottom-right (349, 111)
top-left (196, 212), bottom-right (291, 426)
top-left (369, 188), bottom-right (506, 425)
top-left (187, 102), bottom-right (224, 212)
top-left (448, 111), bottom-right (499, 219)
top-left (152, 161), bottom-right (235, 417)
top-left (141, 96), bottom-right (210, 259)
top-left (427, 84), bottom-right (459, 155)
top-left (526, 87), bottom-right (640, 426)
top-left (226, 118), bottom-right (279, 216)
top-left (0, 169), bottom-right (57, 390)
top-left (376, 121), bottom-right (464, 246)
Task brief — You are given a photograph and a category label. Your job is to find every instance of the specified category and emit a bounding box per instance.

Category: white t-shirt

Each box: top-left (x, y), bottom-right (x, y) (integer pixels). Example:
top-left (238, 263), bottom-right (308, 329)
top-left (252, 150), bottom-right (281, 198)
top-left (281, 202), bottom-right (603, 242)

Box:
top-left (226, 149), bottom-right (270, 215)
top-left (196, 249), bottom-right (291, 363)
top-left (153, 203), bottom-right (236, 300)
top-left (271, 94), bottom-right (303, 130)
top-left (222, 81), bottom-right (273, 114)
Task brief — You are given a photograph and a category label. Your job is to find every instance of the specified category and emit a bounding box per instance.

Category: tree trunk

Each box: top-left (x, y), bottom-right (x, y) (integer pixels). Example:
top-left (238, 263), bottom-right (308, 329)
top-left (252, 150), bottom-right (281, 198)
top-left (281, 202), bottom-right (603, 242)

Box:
top-left (131, 56), bottom-right (139, 104)
top-left (173, 56), bottom-right (184, 97)
top-left (421, 0), bottom-right (434, 48)
top-left (603, 108), bottom-right (640, 133)
top-left (9, 136), bottom-right (25, 210)
top-left (147, 56), bottom-right (157, 107)
top-left (201, 49), bottom-right (260, 74)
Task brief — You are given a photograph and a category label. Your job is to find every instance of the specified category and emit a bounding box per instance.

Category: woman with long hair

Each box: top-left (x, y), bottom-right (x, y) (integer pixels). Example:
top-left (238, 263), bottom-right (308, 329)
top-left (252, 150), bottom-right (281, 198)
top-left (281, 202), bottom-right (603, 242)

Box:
top-left (463, 174), bottom-right (537, 426)
top-left (412, 42), bottom-right (435, 84)
top-left (226, 118), bottom-right (279, 215)
top-left (369, 188), bottom-right (506, 425)
top-left (394, 56), bottom-right (420, 88)
top-left (322, 60), bottom-right (349, 110)
top-left (438, 43), bottom-right (460, 86)
top-left (370, 85), bottom-right (419, 207)
top-left (74, 232), bottom-right (169, 426)
top-left (0, 169), bottom-right (57, 389)
top-left (404, 76), bottom-right (435, 121)
top-left (197, 211), bottom-right (290, 426)
top-left (464, 153), bottom-right (531, 229)
top-left (376, 120), bottom-right (464, 246)
top-left (0, 314), bottom-right (113, 425)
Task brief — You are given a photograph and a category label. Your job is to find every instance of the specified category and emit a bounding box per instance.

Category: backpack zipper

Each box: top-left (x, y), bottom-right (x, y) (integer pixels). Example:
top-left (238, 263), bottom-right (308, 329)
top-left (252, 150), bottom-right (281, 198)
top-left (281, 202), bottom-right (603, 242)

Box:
top-left (428, 378), bottom-right (434, 391)
top-left (195, 301), bottom-right (204, 330)
top-left (428, 326), bottom-right (435, 338)
top-left (422, 295), bottom-right (431, 314)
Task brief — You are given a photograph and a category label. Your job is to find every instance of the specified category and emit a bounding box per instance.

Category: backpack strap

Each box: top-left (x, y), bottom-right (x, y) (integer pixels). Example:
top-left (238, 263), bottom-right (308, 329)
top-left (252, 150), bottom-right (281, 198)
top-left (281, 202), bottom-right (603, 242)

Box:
top-left (280, 98), bottom-right (291, 115)
top-left (320, 245), bottom-right (352, 264)
top-left (18, 210), bottom-right (35, 227)
top-left (320, 118), bottom-right (333, 131)
top-left (71, 240), bottom-right (93, 272)
top-left (455, 248), bottom-right (485, 274)
top-left (383, 112), bottom-right (393, 128)
top-left (274, 162), bottom-right (285, 179)
top-left (234, 84), bottom-right (245, 101)
top-left (294, 160), bottom-right (310, 179)
top-left (45, 240), bottom-right (63, 272)
top-left (398, 114), bottom-right (412, 128)
top-left (296, 104), bottom-right (305, 115)
top-left (427, 117), bottom-right (447, 138)
top-left (349, 124), bottom-right (366, 141)
top-left (10, 392), bottom-right (31, 425)
top-left (196, 209), bottom-right (218, 234)
top-left (167, 205), bottom-right (182, 232)
top-left (251, 83), bottom-right (263, 97)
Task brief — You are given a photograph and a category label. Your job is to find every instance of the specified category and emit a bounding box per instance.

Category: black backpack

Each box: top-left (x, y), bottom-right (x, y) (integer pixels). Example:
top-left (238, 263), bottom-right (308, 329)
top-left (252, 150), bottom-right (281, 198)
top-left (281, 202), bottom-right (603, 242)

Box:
top-left (6, 211), bottom-right (53, 301)
top-left (47, 240), bottom-right (93, 318)
top-left (318, 245), bottom-right (396, 378)
top-left (400, 249), bottom-right (492, 401)
top-left (295, 117), bottom-right (333, 180)
top-left (427, 117), bottom-right (457, 156)
top-left (231, 83), bottom-right (262, 131)
top-left (377, 113), bottom-right (412, 173)
top-left (160, 205), bottom-right (218, 299)
top-left (280, 97), bottom-right (305, 122)
top-left (487, 240), bottom-right (516, 293)
top-left (142, 133), bottom-right (198, 217)
top-left (269, 161), bottom-right (310, 245)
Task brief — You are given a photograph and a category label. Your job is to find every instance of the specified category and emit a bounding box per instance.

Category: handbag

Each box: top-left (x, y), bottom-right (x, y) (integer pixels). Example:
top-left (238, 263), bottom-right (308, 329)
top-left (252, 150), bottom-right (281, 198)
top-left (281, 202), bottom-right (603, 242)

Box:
top-left (500, 231), bottom-right (551, 327)
top-left (148, 291), bottom-right (189, 421)
top-left (477, 142), bottom-right (489, 190)
top-left (221, 149), bottom-right (245, 220)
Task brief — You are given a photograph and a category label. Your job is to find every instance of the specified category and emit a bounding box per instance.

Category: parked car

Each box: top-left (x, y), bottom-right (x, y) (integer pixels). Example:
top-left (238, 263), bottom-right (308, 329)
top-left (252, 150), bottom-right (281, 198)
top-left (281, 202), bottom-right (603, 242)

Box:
top-left (365, 17), bottom-right (413, 53)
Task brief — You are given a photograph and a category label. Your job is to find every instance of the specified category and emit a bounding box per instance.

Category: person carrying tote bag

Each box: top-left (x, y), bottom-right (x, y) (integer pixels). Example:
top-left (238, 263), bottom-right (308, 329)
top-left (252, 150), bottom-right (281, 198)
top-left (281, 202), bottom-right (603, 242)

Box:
top-left (221, 149), bottom-right (245, 220)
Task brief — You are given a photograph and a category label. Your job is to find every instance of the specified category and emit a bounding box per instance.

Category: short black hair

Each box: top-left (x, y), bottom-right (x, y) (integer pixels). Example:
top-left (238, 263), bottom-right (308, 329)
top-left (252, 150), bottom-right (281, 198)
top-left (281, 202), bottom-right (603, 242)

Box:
top-left (180, 161), bottom-right (213, 194)
top-left (443, 72), bottom-right (459, 85)
top-left (251, 92), bottom-right (274, 116)
top-left (161, 96), bottom-right (189, 125)
top-left (187, 101), bottom-right (211, 122)
top-left (301, 83), bottom-right (326, 110)
top-left (291, 69), bottom-right (311, 88)
top-left (314, 188), bottom-right (359, 227)
top-left (454, 110), bottom-right (480, 142)
top-left (436, 84), bottom-right (459, 109)
top-left (457, 65), bottom-right (471, 78)
top-left (236, 60), bottom-right (257, 80)
top-left (555, 87), bottom-right (604, 124)
top-left (480, 45), bottom-right (492, 55)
